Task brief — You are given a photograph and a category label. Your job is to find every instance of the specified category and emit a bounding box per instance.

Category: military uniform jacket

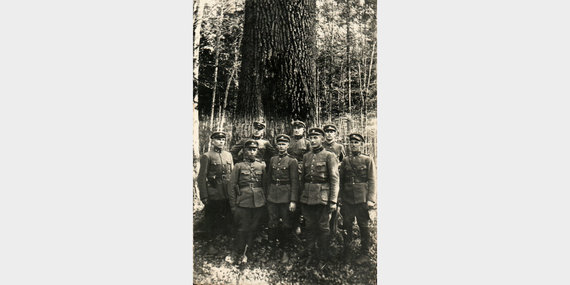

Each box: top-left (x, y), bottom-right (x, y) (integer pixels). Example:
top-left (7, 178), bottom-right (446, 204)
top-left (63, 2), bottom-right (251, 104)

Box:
top-left (288, 136), bottom-right (311, 162)
top-left (228, 159), bottom-right (267, 209)
top-left (197, 149), bottom-right (234, 201)
top-left (323, 140), bottom-right (346, 162)
top-left (339, 153), bottom-right (376, 205)
top-left (266, 154), bottom-right (299, 204)
top-left (299, 147), bottom-right (340, 205)
top-left (231, 136), bottom-right (275, 164)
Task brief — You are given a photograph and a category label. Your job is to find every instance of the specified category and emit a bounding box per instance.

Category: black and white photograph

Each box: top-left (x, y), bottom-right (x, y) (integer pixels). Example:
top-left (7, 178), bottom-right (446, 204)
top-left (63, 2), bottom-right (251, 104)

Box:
top-left (5, 1), bottom-right (570, 285)
top-left (192, 0), bottom-right (378, 283)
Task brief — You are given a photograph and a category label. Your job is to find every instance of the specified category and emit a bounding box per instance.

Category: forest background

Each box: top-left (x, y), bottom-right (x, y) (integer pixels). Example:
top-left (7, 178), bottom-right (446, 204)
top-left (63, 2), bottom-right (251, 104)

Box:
top-left (192, 1), bottom-right (378, 282)
top-left (193, 0), bottom-right (377, 159)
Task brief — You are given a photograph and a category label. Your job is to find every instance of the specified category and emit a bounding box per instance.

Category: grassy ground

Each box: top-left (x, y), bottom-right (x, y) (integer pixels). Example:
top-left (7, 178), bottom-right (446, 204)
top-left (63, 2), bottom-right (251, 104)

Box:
top-left (193, 205), bottom-right (378, 285)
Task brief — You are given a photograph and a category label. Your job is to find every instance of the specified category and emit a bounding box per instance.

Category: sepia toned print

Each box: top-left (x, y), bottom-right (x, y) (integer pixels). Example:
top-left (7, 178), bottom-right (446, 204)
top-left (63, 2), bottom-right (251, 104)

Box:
top-left (193, 0), bottom-right (377, 283)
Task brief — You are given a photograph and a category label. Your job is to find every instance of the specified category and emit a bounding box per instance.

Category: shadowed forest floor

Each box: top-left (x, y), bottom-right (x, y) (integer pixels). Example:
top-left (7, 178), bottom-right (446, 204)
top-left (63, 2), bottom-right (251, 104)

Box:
top-left (193, 207), bottom-right (378, 285)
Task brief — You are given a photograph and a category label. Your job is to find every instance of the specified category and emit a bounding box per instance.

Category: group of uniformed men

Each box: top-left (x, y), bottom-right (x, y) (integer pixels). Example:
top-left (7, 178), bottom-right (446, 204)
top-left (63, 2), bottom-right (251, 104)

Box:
top-left (197, 120), bottom-right (376, 267)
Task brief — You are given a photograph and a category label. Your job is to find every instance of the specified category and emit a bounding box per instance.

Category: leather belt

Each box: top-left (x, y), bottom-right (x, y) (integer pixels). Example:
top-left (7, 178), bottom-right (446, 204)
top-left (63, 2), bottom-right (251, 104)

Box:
top-left (272, 180), bottom-right (290, 185)
top-left (349, 177), bottom-right (368, 184)
top-left (304, 180), bottom-right (327, 184)
top-left (238, 183), bottom-right (263, 188)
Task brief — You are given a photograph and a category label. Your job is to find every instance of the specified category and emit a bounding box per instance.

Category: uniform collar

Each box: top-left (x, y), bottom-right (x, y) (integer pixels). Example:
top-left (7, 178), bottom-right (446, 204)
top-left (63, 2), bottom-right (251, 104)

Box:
top-left (351, 151), bottom-right (361, 156)
top-left (324, 140), bottom-right (334, 146)
top-left (312, 145), bottom-right (324, 153)
top-left (293, 135), bottom-right (304, 140)
top-left (213, 147), bottom-right (222, 153)
top-left (245, 157), bottom-right (256, 163)
top-left (252, 135), bottom-right (262, 140)
top-left (278, 152), bottom-right (288, 157)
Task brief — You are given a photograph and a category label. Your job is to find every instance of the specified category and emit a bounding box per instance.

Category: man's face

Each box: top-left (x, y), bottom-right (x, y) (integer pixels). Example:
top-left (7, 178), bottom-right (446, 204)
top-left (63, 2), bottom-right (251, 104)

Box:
top-left (212, 137), bottom-right (226, 148)
top-left (244, 147), bottom-right (258, 158)
top-left (253, 127), bottom-right (265, 137)
top-left (276, 141), bottom-right (289, 153)
top-left (349, 139), bottom-right (363, 152)
top-left (325, 130), bottom-right (336, 141)
top-left (308, 134), bottom-right (323, 148)
top-left (292, 126), bottom-right (305, 136)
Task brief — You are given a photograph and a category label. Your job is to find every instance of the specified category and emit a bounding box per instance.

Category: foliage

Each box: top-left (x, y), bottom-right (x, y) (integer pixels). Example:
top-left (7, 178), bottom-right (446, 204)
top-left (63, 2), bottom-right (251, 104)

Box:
top-left (193, 207), bottom-right (378, 285)
top-left (195, 0), bottom-right (377, 151)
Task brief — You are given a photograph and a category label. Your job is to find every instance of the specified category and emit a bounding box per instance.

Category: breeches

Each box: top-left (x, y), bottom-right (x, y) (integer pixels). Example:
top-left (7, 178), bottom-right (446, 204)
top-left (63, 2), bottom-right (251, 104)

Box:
top-left (234, 206), bottom-right (264, 233)
top-left (301, 204), bottom-right (330, 234)
top-left (267, 202), bottom-right (291, 229)
top-left (341, 202), bottom-right (370, 229)
top-left (204, 199), bottom-right (232, 232)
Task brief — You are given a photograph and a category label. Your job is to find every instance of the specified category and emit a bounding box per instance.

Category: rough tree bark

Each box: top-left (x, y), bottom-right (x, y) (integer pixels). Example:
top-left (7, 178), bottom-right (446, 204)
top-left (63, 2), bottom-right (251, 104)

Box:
top-left (234, 0), bottom-right (317, 140)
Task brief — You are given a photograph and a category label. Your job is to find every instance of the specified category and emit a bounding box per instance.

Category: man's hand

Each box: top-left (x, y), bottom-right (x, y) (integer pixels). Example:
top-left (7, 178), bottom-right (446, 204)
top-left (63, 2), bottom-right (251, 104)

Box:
top-left (201, 198), bottom-right (208, 205)
top-left (328, 202), bottom-right (337, 212)
top-left (289, 202), bottom-right (297, 212)
top-left (367, 200), bottom-right (375, 209)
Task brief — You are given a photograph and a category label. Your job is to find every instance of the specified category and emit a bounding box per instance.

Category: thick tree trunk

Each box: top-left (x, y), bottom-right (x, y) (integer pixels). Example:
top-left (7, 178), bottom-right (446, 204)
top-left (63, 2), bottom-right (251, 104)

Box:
top-left (315, 69), bottom-right (319, 125)
top-left (235, 0), bottom-right (317, 138)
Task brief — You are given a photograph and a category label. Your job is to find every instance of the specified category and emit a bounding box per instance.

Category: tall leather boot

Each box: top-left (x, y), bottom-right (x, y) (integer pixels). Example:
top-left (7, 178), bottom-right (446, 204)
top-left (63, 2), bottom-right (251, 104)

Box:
top-left (280, 227), bottom-right (292, 263)
top-left (318, 232), bottom-right (331, 262)
top-left (302, 230), bottom-right (317, 266)
top-left (355, 227), bottom-right (371, 265)
top-left (207, 228), bottom-right (219, 255)
top-left (360, 227), bottom-right (371, 254)
top-left (234, 231), bottom-right (247, 265)
top-left (245, 231), bottom-right (255, 261)
top-left (342, 230), bottom-right (353, 261)
top-left (281, 227), bottom-right (292, 249)
top-left (267, 228), bottom-right (278, 258)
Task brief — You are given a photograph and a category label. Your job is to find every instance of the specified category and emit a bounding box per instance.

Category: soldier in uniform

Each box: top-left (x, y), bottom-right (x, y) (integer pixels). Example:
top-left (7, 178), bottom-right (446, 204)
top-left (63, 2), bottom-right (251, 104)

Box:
top-left (288, 120), bottom-right (311, 162)
top-left (230, 120), bottom-right (274, 165)
top-left (266, 134), bottom-right (299, 263)
top-left (323, 124), bottom-right (346, 162)
top-left (299, 128), bottom-right (340, 266)
top-left (228, 139), bottom-right (268, 265)
top-left (322, 124), bottom-right (346, 238)
top-left (197, 131), bottom-right (234, 255)
top-left (287, 120), bottom-right (310, 236)
top-left (339, 133), bottom-right (376, 265)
